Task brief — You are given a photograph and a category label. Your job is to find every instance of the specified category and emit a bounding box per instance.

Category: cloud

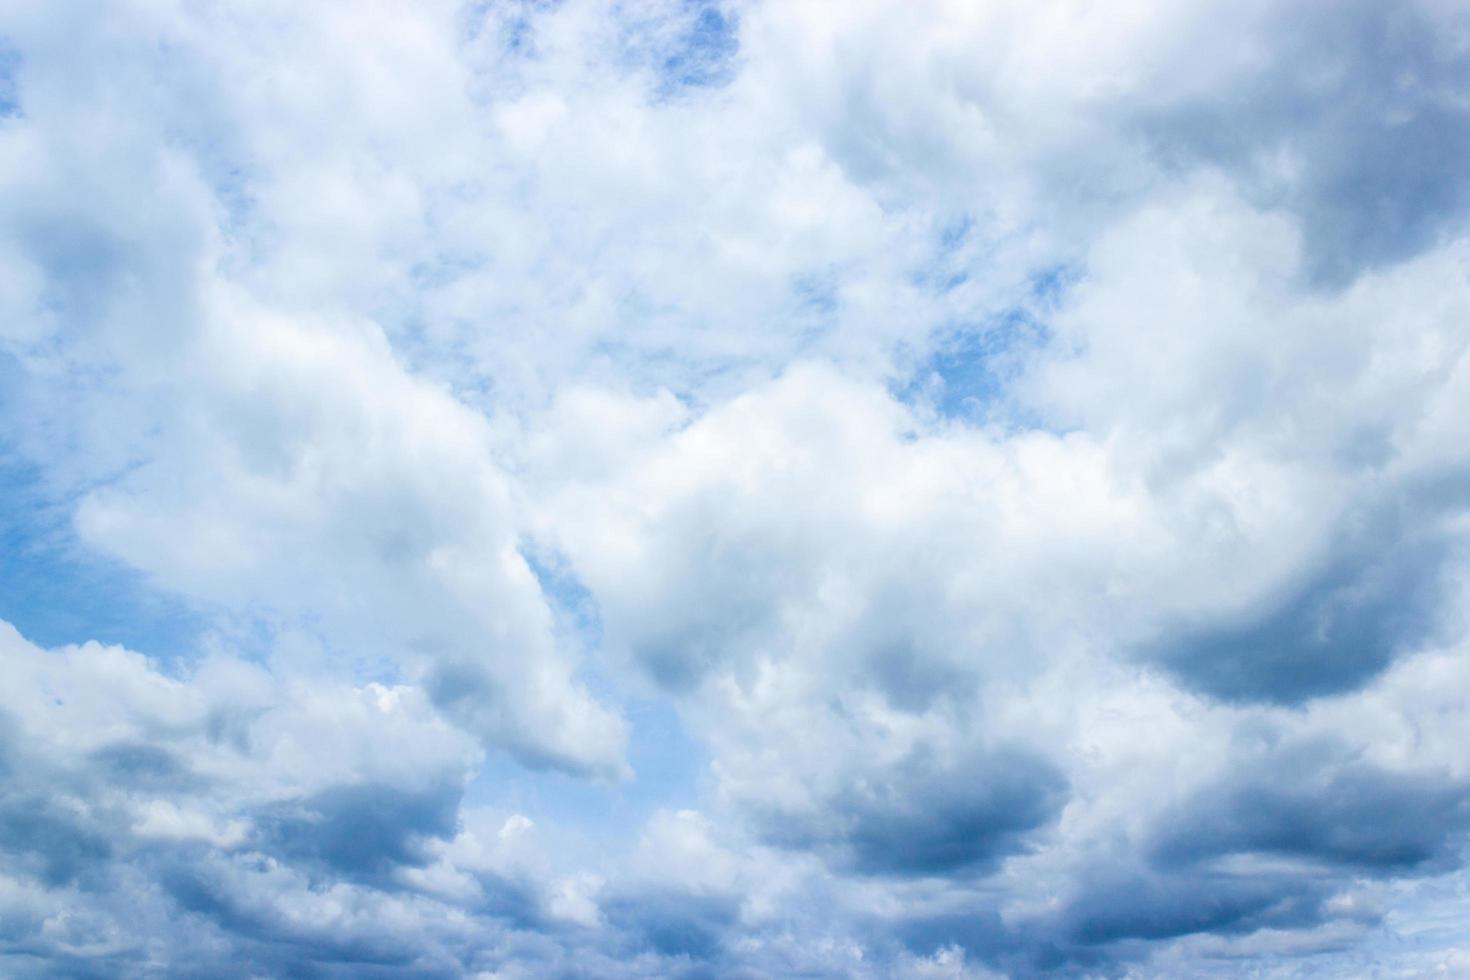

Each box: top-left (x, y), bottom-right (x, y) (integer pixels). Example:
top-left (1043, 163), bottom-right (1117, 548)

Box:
top-left (1155, 525), bottom-right (1454, 703)
top-left (0, 621), bottom-right (564, 976)
top-left (4, 0), bottom-right (1470, 976)
top-left (1151, 740), bottom-right (1470, 874)
top-left (757, 744), bottom-right (1067, 878)
top-left (252, 780), bottom-right (465, 885)
top-left (1060, 869), bottom-right (1330, 948)
top-left (1134, 0), bottom-right (1470, 286)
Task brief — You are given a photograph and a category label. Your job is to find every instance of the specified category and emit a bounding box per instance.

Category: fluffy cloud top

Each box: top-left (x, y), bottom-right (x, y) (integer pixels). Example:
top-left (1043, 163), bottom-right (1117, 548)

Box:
top-left (2, 0), bottom-right (1470, 976)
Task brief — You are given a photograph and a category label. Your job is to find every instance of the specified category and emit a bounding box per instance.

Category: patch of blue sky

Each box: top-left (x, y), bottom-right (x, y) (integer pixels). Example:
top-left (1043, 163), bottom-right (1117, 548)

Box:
top-left (901, 315), bottom-right (1034, 420)
top-left (524, 544), bottom-right (604, 647)
top-left (464, 694), bottom-right (706, 846)
top-left (1028, 262), bottom-right (1076, 310)
top-left (0, 452), bottom-right (204, 663)
top-left (512, 546), bottom-right (707, 834)
top-left (653, 1), bottom-right (738, 95)
top-left (896, 264), bottom-right (1074, 423)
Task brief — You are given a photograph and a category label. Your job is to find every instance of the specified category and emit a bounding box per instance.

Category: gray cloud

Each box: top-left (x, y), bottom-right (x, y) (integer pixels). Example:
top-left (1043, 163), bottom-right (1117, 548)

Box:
top-left (251, 780), bottom-right (464, 885)
top-left (603, 889), bottom-right (740, 962)
top-left (1060, 870), bottom-right (1331, 948)
top-left (759, 745), bottom-right (1068, 878)
top-left (1155, 530), bottom-right (1454, 703)
top-left (1138, 0), bottom-right (1470, 287)
top-left (1152, 741), bottom-right (1470, 874)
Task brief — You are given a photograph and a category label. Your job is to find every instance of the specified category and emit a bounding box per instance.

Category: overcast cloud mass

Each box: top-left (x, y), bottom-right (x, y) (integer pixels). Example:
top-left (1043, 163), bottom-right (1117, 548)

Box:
top-left (3, 1), bottom-right (1470, 976)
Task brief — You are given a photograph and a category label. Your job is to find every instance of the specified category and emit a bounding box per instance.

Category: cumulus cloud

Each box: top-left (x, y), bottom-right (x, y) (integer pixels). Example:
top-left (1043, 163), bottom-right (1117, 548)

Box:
top-left (3, 0), bottom-right (1470, 976)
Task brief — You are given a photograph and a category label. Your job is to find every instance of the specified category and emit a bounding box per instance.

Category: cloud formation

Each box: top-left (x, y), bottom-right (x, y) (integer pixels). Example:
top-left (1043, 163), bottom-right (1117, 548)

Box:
top-left (3, 0), bottom-right (1470, 976)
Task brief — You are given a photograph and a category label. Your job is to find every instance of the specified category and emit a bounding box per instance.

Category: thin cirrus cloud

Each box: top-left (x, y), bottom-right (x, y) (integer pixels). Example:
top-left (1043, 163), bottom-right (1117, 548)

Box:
top-left (1, 0), bottom-right (1470, 976)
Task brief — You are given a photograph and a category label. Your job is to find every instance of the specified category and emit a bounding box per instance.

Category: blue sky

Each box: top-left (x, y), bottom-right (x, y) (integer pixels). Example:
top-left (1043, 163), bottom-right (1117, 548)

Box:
top-left (3, 1), bottom-right (1470, 977)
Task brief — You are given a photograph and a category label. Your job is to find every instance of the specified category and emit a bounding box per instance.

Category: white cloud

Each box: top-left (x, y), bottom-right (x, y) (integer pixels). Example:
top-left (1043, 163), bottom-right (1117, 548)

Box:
top-left (4, 0), bottom-right (1470, 974)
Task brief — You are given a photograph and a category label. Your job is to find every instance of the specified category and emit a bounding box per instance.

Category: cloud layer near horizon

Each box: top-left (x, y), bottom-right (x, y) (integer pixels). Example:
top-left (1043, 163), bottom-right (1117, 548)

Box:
top-left (4, 1), bottom-right (1470, 976)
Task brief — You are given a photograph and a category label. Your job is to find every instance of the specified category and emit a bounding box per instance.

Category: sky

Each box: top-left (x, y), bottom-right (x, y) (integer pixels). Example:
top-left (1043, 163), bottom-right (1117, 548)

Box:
top-left (2, 0), bottom-right (1470, 976)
